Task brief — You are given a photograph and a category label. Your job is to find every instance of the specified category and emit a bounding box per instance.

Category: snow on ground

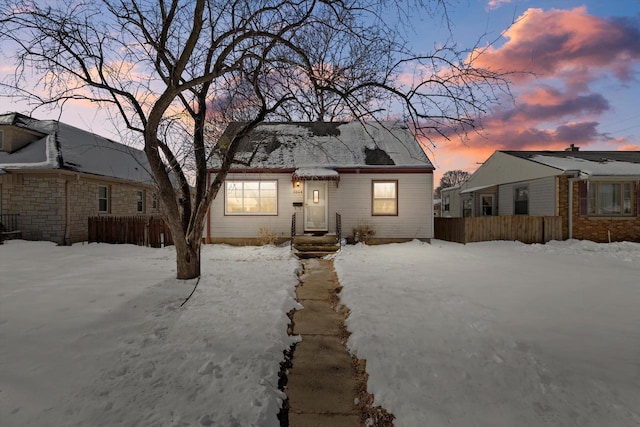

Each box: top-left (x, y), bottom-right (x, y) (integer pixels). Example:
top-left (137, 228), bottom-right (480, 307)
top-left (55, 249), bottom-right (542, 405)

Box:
top-left (2, 238), bottom-right (640, 427)
top-left (0, 241), bottom-right (299, 427)
top-left (334, 239), bottom-right (640, 427)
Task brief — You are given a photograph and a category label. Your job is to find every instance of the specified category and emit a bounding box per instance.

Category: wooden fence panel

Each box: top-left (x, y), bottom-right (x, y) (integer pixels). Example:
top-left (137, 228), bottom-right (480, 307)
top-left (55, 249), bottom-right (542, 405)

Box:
top-left (434, 216), bottom-right (563, 244)
top-left (88, 216), bottom-right (173, 248)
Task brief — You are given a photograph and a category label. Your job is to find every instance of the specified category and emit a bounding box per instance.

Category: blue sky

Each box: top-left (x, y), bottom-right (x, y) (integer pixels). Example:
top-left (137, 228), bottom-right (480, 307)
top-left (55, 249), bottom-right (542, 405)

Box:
top-left (1, 1), bottom-right (639, 183)
top-left (419, 0), bottom-right (640, 181)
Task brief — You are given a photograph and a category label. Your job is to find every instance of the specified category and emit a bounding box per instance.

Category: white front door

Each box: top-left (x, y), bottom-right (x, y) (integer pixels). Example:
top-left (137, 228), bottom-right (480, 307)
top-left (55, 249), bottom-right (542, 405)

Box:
top-left (304, 181), bottom-right (328, 232)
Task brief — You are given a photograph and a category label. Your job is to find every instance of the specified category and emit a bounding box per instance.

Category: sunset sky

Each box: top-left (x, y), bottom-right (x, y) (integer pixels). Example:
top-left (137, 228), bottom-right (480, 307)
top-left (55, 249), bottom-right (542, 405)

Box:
top-left (1, 1), bottom-right (639, 185)
top-left (420, 0), bottom-right (640, 183)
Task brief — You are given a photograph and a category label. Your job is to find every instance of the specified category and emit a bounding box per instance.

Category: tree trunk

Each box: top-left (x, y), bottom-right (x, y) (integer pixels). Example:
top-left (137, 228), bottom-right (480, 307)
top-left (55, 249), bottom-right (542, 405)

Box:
top-left (175, 240), bottom-right (201, 280)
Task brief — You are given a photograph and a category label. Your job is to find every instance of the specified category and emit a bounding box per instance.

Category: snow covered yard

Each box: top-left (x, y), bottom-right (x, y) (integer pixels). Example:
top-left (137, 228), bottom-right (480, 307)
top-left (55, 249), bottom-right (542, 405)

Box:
top-left (0, 241), bottom-right (299, 427)
top-left (2, 238), bottom-right (639, 427)
top-left (334, 239), bottom-right (640, 427)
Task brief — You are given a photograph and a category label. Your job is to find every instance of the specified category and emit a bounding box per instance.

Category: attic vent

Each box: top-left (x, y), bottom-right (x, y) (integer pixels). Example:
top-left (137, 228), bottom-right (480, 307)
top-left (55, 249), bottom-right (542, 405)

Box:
top-left (365, 147), bottom-right (395, 165)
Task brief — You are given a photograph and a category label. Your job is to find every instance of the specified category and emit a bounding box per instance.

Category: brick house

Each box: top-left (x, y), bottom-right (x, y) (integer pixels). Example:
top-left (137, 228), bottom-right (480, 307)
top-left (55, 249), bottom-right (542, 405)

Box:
top-left (0, 113), bottom-right (159, 244)
top-left (442, 148), bottom-right (640, 243)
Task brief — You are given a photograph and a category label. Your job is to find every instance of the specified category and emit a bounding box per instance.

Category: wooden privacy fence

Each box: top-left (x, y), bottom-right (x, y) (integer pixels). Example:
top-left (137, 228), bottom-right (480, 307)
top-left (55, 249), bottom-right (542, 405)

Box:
top-left (434, 216), bottom-right (563, 244)
top-left (88, 216), bottom-right (173, 248)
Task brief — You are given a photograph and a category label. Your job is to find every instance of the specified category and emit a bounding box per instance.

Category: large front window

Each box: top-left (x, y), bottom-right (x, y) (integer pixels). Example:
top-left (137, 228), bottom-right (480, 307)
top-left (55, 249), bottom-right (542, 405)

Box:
top-left (588, 182), bottom-right (632, 216)
top-left (372, 181), bottom-right (398, 215)
top-left (225, 180), bottom-right (277, 215)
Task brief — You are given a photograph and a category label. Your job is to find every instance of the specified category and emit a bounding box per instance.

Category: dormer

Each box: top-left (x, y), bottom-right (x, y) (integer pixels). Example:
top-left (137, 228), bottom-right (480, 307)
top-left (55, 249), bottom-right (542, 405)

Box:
top-left (0, 114), bottom-right (47, 153)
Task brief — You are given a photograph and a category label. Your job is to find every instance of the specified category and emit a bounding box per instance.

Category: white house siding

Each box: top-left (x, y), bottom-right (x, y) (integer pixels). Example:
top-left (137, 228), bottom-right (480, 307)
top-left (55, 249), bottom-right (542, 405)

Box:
top-left (207, 171), bottom-right (433, 241)
top-left (498, 176), bottom-right (557, 216)
top-left (208, 172), bottom-right (300, 240)
top-left (329, 172), bottom-right (433, 240)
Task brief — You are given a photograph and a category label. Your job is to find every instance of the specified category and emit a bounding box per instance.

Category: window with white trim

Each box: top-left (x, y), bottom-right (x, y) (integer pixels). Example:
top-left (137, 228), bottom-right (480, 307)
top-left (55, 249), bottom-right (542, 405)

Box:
top-left (372, 180), bottom-right (398, 216)
top-left (443, 194), bottom-right (450, 213)
top-left (152, 192), bottom-right (159, 210)
top-left (514, 186), bottom-right (529, 215)
top-left (98, 185), bottom-right (110, 213)
top-left (225, 180), bottom-right (277, 215)
top-left (136, 190), bottom-right (145, 213)
top-left (588, 182), bottom-right (633, 215)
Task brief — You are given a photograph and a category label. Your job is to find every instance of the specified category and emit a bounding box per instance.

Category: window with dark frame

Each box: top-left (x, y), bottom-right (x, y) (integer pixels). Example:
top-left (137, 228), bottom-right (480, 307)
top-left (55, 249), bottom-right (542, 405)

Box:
top-left (152, 193), bottom-right (158, 210)
top-left (98, 185), bottom-right (109, 213)
top-left (463, 198), bottom-right (472, 217)
top-left (588, 182), bottom-right (633, 215)
top-left (372, 180), bottom-right (398, 216)
top-left (514, 186), bottom-right (529, 215)
top-left (443, 194), bottom-right (450, 212)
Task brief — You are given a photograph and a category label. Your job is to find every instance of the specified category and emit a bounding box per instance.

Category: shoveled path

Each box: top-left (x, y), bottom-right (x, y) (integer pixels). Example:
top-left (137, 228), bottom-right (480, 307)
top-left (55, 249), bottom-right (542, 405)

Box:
top-left (286, 258), bottom-right (361, 426)
top-left (286, 258), bottom-right (394, 427)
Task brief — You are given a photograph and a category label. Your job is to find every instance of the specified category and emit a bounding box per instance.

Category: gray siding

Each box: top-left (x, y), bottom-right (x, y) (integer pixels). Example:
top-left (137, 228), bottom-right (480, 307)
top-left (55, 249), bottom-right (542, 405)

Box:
top-left (498, 176), bottom-right (556, 216)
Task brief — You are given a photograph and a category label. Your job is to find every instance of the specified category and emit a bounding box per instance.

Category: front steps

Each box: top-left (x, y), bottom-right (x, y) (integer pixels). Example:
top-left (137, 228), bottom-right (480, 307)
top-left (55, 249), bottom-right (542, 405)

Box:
top-left (292, 235), bottom-right (340, 259)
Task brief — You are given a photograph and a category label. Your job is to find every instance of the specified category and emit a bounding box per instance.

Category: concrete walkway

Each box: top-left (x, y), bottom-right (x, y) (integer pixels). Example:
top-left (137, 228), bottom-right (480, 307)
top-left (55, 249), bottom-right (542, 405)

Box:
top-left (285, 258), bottom-right (394, 426)
top-left (286, 258), bottom-right (361, 426)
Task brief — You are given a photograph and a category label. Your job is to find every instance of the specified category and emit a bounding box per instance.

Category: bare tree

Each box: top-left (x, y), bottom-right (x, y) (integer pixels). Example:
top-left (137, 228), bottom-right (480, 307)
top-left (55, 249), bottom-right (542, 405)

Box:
top-left (434, 169), bottom-right (470, 198)
top-left (0, 0), bottom-right (510, 279)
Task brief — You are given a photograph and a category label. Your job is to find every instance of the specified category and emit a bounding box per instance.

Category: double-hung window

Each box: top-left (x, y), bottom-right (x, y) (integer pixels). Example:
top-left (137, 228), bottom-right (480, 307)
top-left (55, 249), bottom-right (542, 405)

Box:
top-left (136, 190), bottom-right (145, 213)
top-left (514, 186), bottom-right (529, 215)
top-left (225, 180), bottom-right (278, 215)
top-left (588, 182), bottom-right (633, 216)
top-left (372, 181), bottom-right (398, 216)
top-left (442, 195), bottom-right (450, 213)
top-left (98, 185), bottom-right (110, 213)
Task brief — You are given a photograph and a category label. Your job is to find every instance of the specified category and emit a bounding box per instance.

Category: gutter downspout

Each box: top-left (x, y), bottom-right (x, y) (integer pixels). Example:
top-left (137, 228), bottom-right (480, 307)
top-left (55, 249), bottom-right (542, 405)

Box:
top-left (568, 176), bottom-right (574, 240)
top-left (205, 170), bottom-right (211, 244)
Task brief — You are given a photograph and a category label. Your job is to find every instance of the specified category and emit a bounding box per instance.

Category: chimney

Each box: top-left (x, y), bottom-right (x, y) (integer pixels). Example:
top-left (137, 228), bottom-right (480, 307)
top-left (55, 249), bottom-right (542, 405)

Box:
top-left (565, 144), bottom-right (580, 152)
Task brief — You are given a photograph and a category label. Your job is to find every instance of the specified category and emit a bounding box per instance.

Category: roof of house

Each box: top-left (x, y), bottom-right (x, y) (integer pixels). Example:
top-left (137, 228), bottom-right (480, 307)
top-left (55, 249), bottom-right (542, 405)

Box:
top-left (503, 150), bottom-right (640, 177)
top-left (0, 112), bottom-right (154, 184)
top-left (210, 121), bottom-right (434, 171)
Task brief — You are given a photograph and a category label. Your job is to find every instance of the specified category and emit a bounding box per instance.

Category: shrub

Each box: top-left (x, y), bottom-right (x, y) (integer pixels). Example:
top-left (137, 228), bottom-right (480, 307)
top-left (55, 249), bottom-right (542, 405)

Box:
top-left (352, 224), bottom-right (375, 244)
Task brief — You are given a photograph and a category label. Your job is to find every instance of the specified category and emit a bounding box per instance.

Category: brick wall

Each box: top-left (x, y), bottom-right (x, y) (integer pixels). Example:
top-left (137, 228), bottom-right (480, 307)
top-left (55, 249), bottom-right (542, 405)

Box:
top-left (1, 172), bottom-right (159, 244)
top-left (0, 175), bottom-right (66, 242)
top-left (566, 180), bottom-right (640, 243)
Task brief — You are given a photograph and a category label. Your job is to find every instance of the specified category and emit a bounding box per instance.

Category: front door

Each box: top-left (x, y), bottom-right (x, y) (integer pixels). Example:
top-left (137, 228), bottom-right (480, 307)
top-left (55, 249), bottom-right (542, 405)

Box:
top-left (304, 181), bottom-right (328, 232)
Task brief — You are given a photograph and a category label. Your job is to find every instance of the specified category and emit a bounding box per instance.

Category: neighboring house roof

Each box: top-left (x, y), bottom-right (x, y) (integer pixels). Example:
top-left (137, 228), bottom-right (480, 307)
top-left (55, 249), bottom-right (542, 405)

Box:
top-left (503, 151), bottom-right (640, 177)
top-left (210, 121), bottom-right (434, 171)
top-left (459, 150), bottom-right (640, 194)
top-left (0, 112), bottom-right (154, 184)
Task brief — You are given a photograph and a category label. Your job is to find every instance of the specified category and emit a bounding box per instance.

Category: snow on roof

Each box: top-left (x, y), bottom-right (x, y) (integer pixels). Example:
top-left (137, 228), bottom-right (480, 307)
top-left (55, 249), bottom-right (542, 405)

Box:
top-left (211, 121), bottom-right (434, 170)
top-left (292, 167), bottom-right (340, 180)
top-left (504, 151), bottom-right (640, 177)
top-left (0, 113), bottom-right (154, 184)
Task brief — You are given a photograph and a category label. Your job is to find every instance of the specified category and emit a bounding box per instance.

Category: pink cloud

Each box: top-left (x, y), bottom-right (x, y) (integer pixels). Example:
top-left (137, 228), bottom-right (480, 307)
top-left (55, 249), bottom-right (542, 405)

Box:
top-left (431, 7), bottom-right (640, 179)
top-left (475, 7), bottom-right (640, 81)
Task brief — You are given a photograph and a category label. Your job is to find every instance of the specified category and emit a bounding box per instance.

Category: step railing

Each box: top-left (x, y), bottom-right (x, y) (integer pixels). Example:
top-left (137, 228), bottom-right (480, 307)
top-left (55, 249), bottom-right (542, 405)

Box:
top-left (336, 212), bottom-right (342, 245)
top-left (290, 213), bottom-right (296, 249)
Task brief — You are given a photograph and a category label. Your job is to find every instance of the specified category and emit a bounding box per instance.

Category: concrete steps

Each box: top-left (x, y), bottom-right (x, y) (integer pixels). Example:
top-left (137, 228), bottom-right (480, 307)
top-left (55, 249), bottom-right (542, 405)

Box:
top-left (293, 235), bottom-right (340, 259)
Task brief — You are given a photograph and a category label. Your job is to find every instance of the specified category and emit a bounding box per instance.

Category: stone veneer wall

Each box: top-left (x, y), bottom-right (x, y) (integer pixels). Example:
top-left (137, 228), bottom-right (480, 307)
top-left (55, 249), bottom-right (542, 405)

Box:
top-left (565, 179), bottom-right (640, 243)
top-left (1, 173), bottom-right (159, 244)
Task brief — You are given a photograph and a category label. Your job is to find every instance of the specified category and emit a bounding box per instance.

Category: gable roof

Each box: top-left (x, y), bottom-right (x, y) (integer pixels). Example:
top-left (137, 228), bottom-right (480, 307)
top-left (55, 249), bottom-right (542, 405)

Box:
top-left (210, 121), bottom-right (434, 171)
top-left (503, 151), bottom-right (640, 177)
top-left (0, 112), bottom-right (154, 184)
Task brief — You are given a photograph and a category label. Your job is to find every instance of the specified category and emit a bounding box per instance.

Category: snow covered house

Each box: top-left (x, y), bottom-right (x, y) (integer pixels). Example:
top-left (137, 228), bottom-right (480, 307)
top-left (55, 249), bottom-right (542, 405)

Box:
top-left (444, 149), bottom-right (640, 242)
top-left (205, 121), bottom-right (434, 245)
top-left (0, 112), bottom-right (159, 244)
